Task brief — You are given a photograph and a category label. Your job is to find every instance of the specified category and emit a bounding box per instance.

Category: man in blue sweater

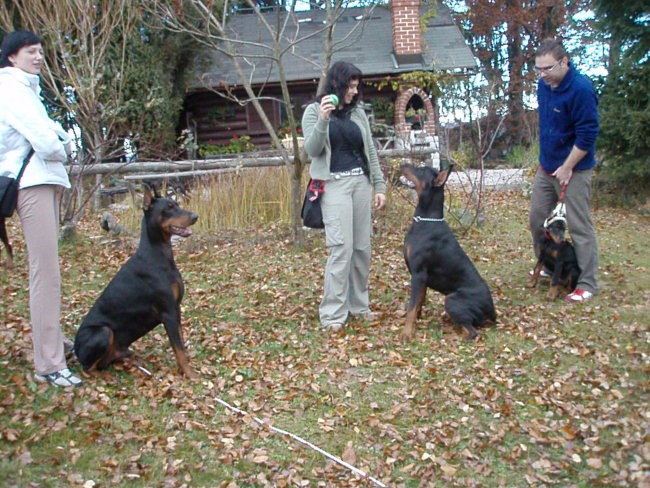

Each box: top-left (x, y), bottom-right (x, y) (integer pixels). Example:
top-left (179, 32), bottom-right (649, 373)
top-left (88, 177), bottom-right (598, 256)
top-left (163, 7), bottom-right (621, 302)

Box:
top-left (529, 39), bottom-right (600, 302)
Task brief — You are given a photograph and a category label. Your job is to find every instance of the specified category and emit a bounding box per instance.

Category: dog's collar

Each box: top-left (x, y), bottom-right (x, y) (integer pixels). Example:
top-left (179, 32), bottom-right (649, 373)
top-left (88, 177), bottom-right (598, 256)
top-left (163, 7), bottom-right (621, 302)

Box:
top-left (413, 216), bottom-right (445, 222)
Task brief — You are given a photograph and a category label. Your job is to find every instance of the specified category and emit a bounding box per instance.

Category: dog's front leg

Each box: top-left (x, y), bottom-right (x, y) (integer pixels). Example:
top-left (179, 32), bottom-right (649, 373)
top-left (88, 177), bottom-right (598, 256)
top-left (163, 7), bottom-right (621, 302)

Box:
top-left (528, 258), bottom-right (544, 288)
top-left (403, 279), bottom-right (427, 341)
top-left (1, 220), bottom-right (14, 268)
top-left (547, 264), bottom-right (564, 301)
top-left (162, 311), bottom-right (197, 379)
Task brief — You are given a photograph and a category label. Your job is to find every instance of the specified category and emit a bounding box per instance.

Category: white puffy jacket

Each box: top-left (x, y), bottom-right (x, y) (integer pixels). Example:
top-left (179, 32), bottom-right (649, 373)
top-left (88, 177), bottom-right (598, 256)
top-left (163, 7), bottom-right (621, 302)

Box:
top-left (0, 67), bottom-right (70, 189)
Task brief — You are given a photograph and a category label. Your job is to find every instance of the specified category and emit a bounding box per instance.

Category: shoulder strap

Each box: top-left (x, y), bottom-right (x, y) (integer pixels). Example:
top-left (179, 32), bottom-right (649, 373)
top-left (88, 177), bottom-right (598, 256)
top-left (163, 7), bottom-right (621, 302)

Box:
top-left (15, 147), bottom-right (34, 182)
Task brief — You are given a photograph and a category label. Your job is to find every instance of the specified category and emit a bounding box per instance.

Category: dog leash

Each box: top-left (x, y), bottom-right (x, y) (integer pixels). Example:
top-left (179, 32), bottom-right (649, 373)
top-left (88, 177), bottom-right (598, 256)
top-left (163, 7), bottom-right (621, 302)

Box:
top-left (544, 182), bottom-right (568, 229)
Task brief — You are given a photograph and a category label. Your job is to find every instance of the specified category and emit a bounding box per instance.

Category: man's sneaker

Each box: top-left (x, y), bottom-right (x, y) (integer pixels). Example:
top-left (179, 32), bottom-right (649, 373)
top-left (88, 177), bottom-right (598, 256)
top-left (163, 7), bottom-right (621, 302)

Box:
top-left (35, 368), bottom-right (83, 388)
top-left (565, 289), bottom-right (594, 303)
top-left (529, 269), bottom-right (552, 279)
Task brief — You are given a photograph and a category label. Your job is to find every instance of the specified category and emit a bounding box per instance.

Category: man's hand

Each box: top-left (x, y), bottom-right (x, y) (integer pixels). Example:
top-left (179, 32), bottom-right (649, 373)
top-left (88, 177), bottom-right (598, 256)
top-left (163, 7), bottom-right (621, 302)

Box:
top-left (553, 145), bottom-right (588, 185)
top-left (552, 164), bottom-right (573, 186)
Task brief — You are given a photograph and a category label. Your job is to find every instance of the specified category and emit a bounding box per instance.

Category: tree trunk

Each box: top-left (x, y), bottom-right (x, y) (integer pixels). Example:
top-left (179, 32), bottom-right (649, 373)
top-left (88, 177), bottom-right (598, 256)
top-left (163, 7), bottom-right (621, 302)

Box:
top-left (505, 2), bottom-right (526, 146)
top-left (292, 155), bottom-right (305, 246)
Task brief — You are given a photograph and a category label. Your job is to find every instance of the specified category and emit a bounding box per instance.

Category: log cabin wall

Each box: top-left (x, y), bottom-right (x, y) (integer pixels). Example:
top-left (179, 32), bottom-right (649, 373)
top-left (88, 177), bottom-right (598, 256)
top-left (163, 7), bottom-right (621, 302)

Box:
top-left (183, 81), bottom-right (397, 149)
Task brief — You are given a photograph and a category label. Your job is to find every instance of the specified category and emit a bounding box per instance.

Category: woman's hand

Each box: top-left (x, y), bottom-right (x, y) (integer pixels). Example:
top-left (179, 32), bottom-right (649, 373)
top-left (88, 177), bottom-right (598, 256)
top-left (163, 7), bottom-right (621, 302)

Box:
top-left (320, 95), bottom-right (337, 120)
top-left (374, 193), bottom-right (386, 210)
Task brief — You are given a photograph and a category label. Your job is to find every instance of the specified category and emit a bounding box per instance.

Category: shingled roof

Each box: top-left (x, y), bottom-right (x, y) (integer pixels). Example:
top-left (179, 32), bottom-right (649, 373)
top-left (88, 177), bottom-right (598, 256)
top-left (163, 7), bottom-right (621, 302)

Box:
top-left (189, 2), bottom-right (476, 90)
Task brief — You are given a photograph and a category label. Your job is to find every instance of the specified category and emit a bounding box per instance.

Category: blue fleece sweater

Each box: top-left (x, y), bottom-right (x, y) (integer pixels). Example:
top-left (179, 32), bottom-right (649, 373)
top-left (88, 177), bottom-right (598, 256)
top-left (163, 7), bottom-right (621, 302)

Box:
top-left (537, 63), bottom-right (599, 173)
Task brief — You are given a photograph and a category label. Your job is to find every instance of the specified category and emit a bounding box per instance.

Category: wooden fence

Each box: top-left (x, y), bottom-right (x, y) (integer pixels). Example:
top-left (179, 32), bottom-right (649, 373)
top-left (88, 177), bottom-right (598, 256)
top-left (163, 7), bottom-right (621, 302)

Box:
top-left (73, 147), bottom-right (440, 209)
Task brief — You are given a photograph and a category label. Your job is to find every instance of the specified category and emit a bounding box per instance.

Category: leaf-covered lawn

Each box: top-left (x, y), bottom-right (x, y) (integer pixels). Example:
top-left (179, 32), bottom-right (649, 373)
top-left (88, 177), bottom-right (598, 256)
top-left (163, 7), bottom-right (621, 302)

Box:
top-left (1, 190), bottom-right (648, 487)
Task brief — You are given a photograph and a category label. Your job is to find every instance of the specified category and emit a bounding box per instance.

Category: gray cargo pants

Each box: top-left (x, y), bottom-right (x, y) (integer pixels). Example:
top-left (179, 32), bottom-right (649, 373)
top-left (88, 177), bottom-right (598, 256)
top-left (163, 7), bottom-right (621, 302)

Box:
top-left (319, 174), bottom-right (373, 327)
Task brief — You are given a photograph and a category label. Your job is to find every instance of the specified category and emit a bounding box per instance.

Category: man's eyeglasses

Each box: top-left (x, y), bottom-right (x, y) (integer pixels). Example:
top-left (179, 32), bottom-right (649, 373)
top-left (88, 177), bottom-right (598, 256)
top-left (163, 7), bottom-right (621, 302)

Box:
top-left (534, 61), bottom-right (561, 74)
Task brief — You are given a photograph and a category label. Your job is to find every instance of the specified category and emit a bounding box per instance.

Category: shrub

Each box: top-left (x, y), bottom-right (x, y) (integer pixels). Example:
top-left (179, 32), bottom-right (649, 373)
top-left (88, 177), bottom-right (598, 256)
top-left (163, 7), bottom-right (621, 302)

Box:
top-left (198, 135), bottom-right (256, 156)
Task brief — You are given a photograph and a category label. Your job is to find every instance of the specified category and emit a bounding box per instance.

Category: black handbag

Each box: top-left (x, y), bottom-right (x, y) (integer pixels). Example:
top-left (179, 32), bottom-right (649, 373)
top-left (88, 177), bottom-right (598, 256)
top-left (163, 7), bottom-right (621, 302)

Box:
top-left (301, 179), bottom-right (325, 229)
top-left (0, 147), bottom-right (34, 217)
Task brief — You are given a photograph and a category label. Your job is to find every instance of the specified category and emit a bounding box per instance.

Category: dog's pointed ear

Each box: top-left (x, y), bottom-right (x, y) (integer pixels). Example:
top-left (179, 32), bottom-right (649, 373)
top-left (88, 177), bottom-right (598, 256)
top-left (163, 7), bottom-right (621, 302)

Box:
top-left (142, 182), bottom-right (156, 211)
top-left (433, 165), bottom-right (453, 187)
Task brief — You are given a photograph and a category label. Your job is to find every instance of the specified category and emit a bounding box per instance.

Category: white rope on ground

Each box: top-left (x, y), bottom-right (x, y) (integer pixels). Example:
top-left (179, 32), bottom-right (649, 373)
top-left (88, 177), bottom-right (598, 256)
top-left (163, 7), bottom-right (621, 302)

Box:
top-left (212, 395), bottom-right (388, 488)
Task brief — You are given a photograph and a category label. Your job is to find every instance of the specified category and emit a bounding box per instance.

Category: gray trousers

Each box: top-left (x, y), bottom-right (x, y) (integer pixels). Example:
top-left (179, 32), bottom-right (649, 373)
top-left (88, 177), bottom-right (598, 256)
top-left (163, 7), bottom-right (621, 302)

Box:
top-left (529, 167), bottom-right (599, 294)
top-left (319, 174), bottom-right (372, 326)
top-left (17, 185), bottom-right (67, 375)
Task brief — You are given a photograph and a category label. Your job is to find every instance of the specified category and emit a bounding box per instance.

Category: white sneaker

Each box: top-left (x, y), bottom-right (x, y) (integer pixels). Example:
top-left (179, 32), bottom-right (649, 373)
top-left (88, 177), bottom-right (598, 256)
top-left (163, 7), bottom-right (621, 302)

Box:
top-left (35, 368), bottom-right (83, 388)
top-left (565, 289), bottom-right (594, 303)
top-left (351, 311), bottom-right (379, 321)
top-left (529, 269), bottom-right (551, 279)
top-left (321, 322), bottom-right (344, 332)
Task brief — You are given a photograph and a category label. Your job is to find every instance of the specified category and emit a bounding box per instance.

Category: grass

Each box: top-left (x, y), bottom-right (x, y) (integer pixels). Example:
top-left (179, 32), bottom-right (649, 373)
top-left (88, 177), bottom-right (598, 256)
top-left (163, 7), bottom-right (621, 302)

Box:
top-left (0, 173), bottom-right (648, 487)
top-left (117, 166), bottom-right (297, 232)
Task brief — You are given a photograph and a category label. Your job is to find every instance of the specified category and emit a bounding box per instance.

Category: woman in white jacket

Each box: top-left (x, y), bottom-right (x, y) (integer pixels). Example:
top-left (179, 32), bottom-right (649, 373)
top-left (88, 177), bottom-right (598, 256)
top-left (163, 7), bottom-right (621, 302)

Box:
top-left (0, 30), bottom-right (82, 387)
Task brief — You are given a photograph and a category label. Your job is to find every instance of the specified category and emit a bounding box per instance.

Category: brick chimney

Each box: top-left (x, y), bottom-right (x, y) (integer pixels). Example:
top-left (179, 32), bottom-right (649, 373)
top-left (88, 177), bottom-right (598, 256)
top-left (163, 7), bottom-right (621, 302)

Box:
top-left (391, 0), bottom-right (422, 63)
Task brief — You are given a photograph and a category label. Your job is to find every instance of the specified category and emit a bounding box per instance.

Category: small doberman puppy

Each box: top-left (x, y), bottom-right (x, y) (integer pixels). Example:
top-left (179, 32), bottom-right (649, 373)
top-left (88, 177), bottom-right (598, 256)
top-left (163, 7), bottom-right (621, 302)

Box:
top-left (401, 164), bottom-right (496, 341)
top-left (528, 217), bottom-right (580, 300)
top-left (74, 183), bottom-right (198, 378)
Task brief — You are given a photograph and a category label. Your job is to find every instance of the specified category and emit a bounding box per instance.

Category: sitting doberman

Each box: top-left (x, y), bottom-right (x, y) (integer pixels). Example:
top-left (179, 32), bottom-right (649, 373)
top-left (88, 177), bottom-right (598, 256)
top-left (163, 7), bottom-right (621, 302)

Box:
top-left (401, 164), bottom-right (496, 341)
top-left (528, 217), bottom-right (580, 301)
top-left (74, 183), bottom-right (198, 378)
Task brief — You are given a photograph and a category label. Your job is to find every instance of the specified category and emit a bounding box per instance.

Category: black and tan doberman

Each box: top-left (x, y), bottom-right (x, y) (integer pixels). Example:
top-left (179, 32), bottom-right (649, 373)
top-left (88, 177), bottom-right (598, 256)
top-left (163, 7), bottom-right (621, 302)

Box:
top-left (401, 164), bottom-right (496, 341)
top-left (74, 183), bottom-right (198, 378)
top-left (529, 217), bottom-right (580, 301)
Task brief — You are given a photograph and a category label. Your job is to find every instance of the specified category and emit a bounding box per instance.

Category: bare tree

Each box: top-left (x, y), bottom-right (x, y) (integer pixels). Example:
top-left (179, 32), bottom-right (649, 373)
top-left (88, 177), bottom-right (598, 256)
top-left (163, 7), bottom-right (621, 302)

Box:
top-left (437, 74), bottom-right (508, 231)
top-left (147, 0), bottom-right (376, 242)
top-left (0, 0), bottom-right (144, 227)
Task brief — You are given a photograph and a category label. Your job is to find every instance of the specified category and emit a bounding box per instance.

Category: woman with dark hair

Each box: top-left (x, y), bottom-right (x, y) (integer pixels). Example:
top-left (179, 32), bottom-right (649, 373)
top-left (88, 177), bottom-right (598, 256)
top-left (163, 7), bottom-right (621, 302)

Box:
top-left (0, 30), bottom-right (82, 387)
top-left (302, 61), bottom-right (387, 331)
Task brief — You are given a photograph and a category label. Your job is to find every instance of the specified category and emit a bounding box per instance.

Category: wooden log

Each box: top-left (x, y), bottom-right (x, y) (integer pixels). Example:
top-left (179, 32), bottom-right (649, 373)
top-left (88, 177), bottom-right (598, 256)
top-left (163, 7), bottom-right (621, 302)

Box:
top-left (123, 167), bottom-right (260, 181)
top-left (69, 156), bottom-right (287, 176)
top-left (67, 146), bottom-right (439, 177)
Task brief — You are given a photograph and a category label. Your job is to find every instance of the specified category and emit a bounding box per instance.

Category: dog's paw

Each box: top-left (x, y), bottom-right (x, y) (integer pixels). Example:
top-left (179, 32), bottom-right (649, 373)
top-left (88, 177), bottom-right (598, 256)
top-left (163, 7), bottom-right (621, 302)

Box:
top-left (182, 369), bottom-right (198, 381)
top-left (462, 325), bottom-right (479, 341)
top-left (546, 286), bottom-right (560, 301)
top-left (400, 328), bottom-right (415, 342)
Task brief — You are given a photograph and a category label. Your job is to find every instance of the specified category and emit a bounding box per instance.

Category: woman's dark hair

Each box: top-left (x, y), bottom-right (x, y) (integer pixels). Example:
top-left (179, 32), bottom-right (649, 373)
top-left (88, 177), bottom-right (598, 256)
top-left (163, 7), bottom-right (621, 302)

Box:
top-left (320, 61), bottom-right (363, 108)
top-left (0, 30), bottom-right (43, 68)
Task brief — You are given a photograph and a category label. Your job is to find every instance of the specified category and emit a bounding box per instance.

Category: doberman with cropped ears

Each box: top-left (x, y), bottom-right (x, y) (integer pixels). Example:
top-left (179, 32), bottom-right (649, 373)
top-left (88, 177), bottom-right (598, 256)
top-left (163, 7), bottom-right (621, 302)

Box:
top-left (528, 215), bottom-right (580, 301)
top-left (400, 164), bottom-right (496, 341)
top-left (74, 183), bottom-right (198, 378)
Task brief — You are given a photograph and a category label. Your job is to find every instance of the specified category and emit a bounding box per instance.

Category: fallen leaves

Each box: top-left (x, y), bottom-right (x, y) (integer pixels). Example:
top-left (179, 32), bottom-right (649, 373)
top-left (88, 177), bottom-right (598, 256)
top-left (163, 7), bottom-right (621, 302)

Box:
top-left (0, 192), bottom-right (648, 486)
